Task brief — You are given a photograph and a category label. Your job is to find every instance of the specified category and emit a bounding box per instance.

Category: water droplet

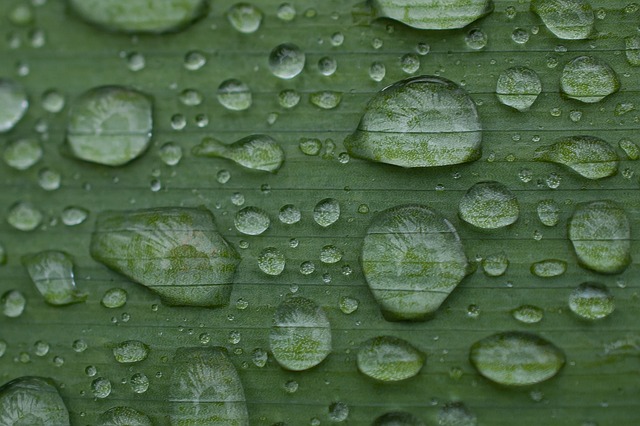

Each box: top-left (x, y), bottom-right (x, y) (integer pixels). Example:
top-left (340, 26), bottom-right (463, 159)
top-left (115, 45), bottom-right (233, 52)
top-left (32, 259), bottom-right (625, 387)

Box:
top-left (357, 336), bottom-right (424, 382)
top-left (345, 76), bottom-right (482, 168)
top-left (569, 282), bottom-right (614, 320)
top-left (279, 204), bottom-right (301, 224)
top-left (270, 297), bottom-right (332, 371)
top-left (320, 245), bottom-right (343, 264)
top-left (227, 3), bottom-right (263, 33)
top-left (98, 406), bottom-right (152, 425)
top-left (67, 86), bottom-right (152, 166)
top-left (624, 35), bottom-right (640, 66)
top-left (217, 79), bottom-right (252, 111)
top-left (91, 377), bottom-right (112, 399)
top-left (328, 401), bottom-right (349, 422)
top-left (113, 340), bottom-right (149, 363)
top-left (531, 259), bottom-right (567, 277)
top-left (619, 138), bottom-right (640, 160)
top-left (299, 261), bottom-right (315, 275)
top-left (531, 0), bottom-right (594, 39)
top-left (61, 206), bottom-right (89, 226)
top-left (91, 207), bottom-right (240, 307)
top-left (235, 206), bottom-right (270, 235)
top-left (318, 56), bottom-right (337, 76)
top-left (7, 202), bottom-right (43, 231)
top-left (170, 347), bottom-right (249, 424)
top-left (512, 305), bottom-right (544, 324)
top-left (481, 252), bottom-right (509, 277)
top-left (338, 296), bottom-right (359, 315)
top-left (331, 32), bottom-right (345, 46)
top-left (465, 28), bottom-right (488, 50)
top-left (373, 411), bottom-right (425, 426)
top-left (496, 67), bottom-right (542, 112)
top-left (313, 198), bottom-right (340, 227)
top-left (299, 138), bottom-right (322, 156)
top-left (438, 402), bottom-right (477, 426)
top-left (278, 89), bottom-right (301, 109)
top-left (459, 181), bottom-right (519, 229)
top-left (400, 53), bottom-right (420, 73)
top-left (251, 348), bottom-right (268, 367)
top-left (3, 138), bottom-right (42, 171)
top-left (560, 56), bottom-right (619, 103)
top-left (369, 61), bottom-right (386, 82)
top-left (101, 288), bottom-right (127, 309)
top-left (534, 135), bottom-right (618, 180)
top-left (33, 340), bottom-right (50, 357)
top-left (470, 331), bottom-right (565, 386)
top-left (283, 379), bottom-right (298, 393)
top-left (2, 290), bottom-right (26, 318)
top-left (23, 250), bottom-right (86, 305)
top-left (371, 0), bottom-right (493, 29)
top-left (269, 43), bottom-right (305, 79)
top-left (362, 205), bottom-right (468, 321)
top-left (258, 247), bottom-right (286, 276)
top-left (310, 91), bottom-right (342, 109)
top-left (193, 134), bottom-right (284, 172)
top-left (9, 4), bottom-right (35, 25)
top-left (568, 200), bottom-right (631, 274)
top-left (0, 79), bottom-right (28, 133)
top-left (536, 199), bottom-right (560, 227)
top-left (277, 3), bottom-right (296, 21)
top-left (72, 339), bottom-right (88, 353)
top-left (0, 377), bottom-right (70, 424)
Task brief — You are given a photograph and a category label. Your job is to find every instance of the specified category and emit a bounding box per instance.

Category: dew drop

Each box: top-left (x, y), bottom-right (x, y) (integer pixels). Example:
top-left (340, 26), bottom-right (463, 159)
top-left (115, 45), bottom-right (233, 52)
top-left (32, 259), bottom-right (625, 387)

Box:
top-left (459, 181), bottom-right (519, 229)
top-left (269, 43), bottom-right (305, 79)
top-left (496, 67), bottom-right (542, 112)
top-left (313, 198), bottom-right (340, 227)
top-left (235, 206), bottom-right (270, 235)
top-left (227, 3), bottom-right (263, 33)
top-left (569, 282), bottom-right (614, 320)
top-left (0, 79), bottom-right (28, 133)
top-left (217, 79), bottom-right (252, 111)
top-left (357, 336), bottom-right (424, 382)
top-left (258, 247), bottom-right (286, 276)
top-left (560, 56), bottom-right (619, 103)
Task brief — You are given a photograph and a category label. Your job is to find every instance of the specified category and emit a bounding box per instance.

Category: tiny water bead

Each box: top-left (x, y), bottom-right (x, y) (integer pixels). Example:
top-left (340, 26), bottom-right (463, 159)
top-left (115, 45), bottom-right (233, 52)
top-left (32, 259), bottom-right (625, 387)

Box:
top-left (531, 259), bottom-right (567, 277)
top-left (98, 406), bottom-right (152, 426)
top-left (560, 56), bottom-right (619, 103)
top-left (534, 136), bottom-right (618, 180)
top-left (459, 181), bottom-right (519, 229)
top-left (371, 0), bottom-right (493, 30)
top-left (3, 138), bottom-right (42, 170)
top-left (279, 204), bottom-right (301, 224)
top-left (512, 305), bottom-right (544, 324)
top-left (61, 206), bottom-right (89, 226)
top-left (313, 198), bottom-right (340, 227)
top-left (2, 290), bottom-right (26, 318)
top-left (0, 79), bottom-right (29, 132)
top-left (193, 135), bottom-right (284, 172)
top-left (357, 336), bottom-right (424, 382)
top-left (227, 3), bottom-right (263, 33)
top-left (113, 340), bottom-right (150, 363)
top-left (101, 288), bottom-right (127, 308)
top-left (235, 206), bottom-right (271, 235)
top-left (269, 43), bottom-right (306, 79)
top-left (496, 67), bottom-right (542, 112)
top-left (217, 79), bottom-right (252, 111)
top-left (0, 377), bottom-right (70, 425)
top-left (531, 0), bottom-right (594, 40)
top-left (569, 282), bottom-right (614, 320)
top-left (257, 247), bottom-right (286, 276)
top-left (23, 250), bottom-right (86, 305)
top-left (481, 252), bottom-right (509, 277)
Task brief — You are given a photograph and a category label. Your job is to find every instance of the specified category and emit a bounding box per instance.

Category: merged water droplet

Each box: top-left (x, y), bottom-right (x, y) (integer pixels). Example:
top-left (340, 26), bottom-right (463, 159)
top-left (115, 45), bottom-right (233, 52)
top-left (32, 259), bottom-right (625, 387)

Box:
top-left (496, 67), bottom-right (542, 112)
top-left (481, 252), bottom-right (509, 277)
top-left (22, 250), bottom-right (86, 305)
top-left (357, 336), bottom-right (424, 382)
top-left (170, 347), bottom-right (249, 425)
top-left (531, 0), bottom-right (594, 39)
top-left (235, 206), bottom-right (271, 235)
top-left (0, 79), bottom-right (28, 133)
top-left (67, 86), bottom-right (153, 166)
top-left (268, 43), bottom-right (305, 79)
top-left (569, 282), bottom-right (614, 320)
top-left (3, 138), bottom-right (42, 170)
top-left (345, 76), bottom-right (482, 168)
top-left (90, 207), bottom-right (240, 307)
top-left (98, 406), bottom-right (152, 426)
top-left (531, 259), bottom-right (567, 277)
top-left (537, 199), bottom-right (560, 227)
top-left (560, 56), bottom-right (619, 103)
top-left (534, 135), bottom-right (618, 180)
top-left (258, 247), bottom-right (286, 275)
top-left (313, 198), bottom-right (340, 227)
top-left (568, 200), bottom-right (631, 274)
top-left (69, 0), bottom-right (207, 33)
top-left (113, 340), bottom-right (150, 363)
top-left (310, 91), bottom-right (342, 109)
top-left (362, 204), bottom-right (468, 321)
top-left (371, 0), bottom-right (493, 30)
top-left (1, 290), bottom-right (26, 318)
top-left (459, 181), bottom-right (519, 229)
top-left (438, 402), bottom-right (477, 426)
top-left (217, 79), bottom-right (253, 111)
top-left (227, 3), bottom-right (263, 33)
top-left (512, 305), bottom-right (544, 324)
top-left (469, 331), bottom-right (565, 386)
top-left (193, 135), bottom-right (285, 172)
top-left (0, 377), bottom-right (70, 425)
top-left (269, 297), bottom-right (332, 371)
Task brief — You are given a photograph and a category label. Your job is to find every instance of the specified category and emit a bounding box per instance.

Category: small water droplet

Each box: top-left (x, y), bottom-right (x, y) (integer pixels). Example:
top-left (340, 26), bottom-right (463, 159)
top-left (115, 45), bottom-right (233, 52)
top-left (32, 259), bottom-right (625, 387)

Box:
top-left (569, 282), bottom-right (614, 320)
top-left (459, 181), bottom-right (519, 229)
top-left (235, 206), bottom-right (270, 235)
top-left (313, 198), bottom-right (340, 227)
top-left (217, 79), bottom-right (252, 111)
top-left (269, 43), bottom-right (305, 79)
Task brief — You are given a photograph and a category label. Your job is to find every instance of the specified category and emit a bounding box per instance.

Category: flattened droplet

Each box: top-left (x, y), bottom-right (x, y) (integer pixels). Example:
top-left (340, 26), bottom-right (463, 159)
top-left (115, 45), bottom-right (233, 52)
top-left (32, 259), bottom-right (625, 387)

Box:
top-left (569, 282), bottom-right (614, 320)
top-left (345, 76), bottom-right (482, 168)
top-left (90, 207), bottom-right (240, 307)
top-left (371, 0), bottom-right (493, 30)
top-left (534, 136), bottom-right (618, 180)
top-left (512, 305), bottom-right (544, 324)
top-left (469, 332), bottom-right (565, 386)
top-left (530, 259), bottom-right (567, 277)
top-left (270, 297), bottom-right (332, 371)
top-left (170, 347), bottom-right (249, 425)
top-left (0, 79), bottom-right (29, 133)
top-left (362, 205), bottom-right (468, 321)
top-left (67, 86), bottom-right (153, 166)
top-left (560, 56), bottom-right (619, 103)
top-left (568, 200), bottom-right (631, 274)
top-left (193, 135), bottom-right (284, 172)
top-left (22, 251), bottom-right (86, 306)
top-left (0, 377), bottom-right (70, 426)
top-left (357, 336), bottom-right (424, 382)
top-left (98, 406), bottom-right (152, 426)
top-left (113, 340), bottom-right (150, 363)
top-left (69, 0), bottom-right (207, 33)
top-left (496, 67), bottom-right (542, 112)
top-left (459, 181), bottom-right (519, 229)
top-left (531, 0), bottom-right (594, 39)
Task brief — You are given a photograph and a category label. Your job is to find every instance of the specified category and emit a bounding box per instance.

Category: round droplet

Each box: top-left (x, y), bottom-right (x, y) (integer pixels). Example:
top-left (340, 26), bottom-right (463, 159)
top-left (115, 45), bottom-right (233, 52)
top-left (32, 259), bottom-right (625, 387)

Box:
top-left (299, 138), bottom-right (322, 156)
top-left (531, 0), bottom-right (594, 40)
top-left (369, 61), bottom-right (386, 82)
top-left (3, 138), bottom-right (42, 170)
top-left (357, 336), bottom-right (424, 382)
top-left (537, 199), bottom-right (560, 226)
top-left (299, 261), bottom-right (315, 275)
top-left (438, 402), bottom-right (477, 426)
top-left (130, 373), bottom-right (150, 394)
top-left (0, 79), bottom-right (29, 132)
top-left (345, 76), bottom-right (482, 168)
top-left (481, 252), bottom-right (509, 277)
top-left (67, 86), bottom-right (152, 166)
top-left (61, 206), bottom-right (89, 226)
top-left (217, 79), bottom-right (252, 111)
top-left (113, 340), bottom-right (150, 363)
top-left (184, 50), bottom-right (206, 70)
top-left (459, 181), bottom-right (519, 229)
top-left (34, 340), bottom-right (50, 356)
top-left (227, 3), bottom-right (263, 33)
top-left (278, 89), bottom-right (301, 108)
top-left (2, 290), bottom-right (26, 318)
top-left (7, 202), bottom-right (43, 231)
top-left (279, 204), bottom-right (301, 224)
top-left (560, 56), bottom-right (619, 103)
top-left (465, 29), bottom-right (487, 50)
top-left (258, 247), bottom-right (286, 276)
top-left (269, 43), bottom-right (305, 79)
top-left (338, 296), bottom-right (359, 314)
top-left (469, 331), bottom-right (565, 386)
top-left (568, 200), bottom-right (631, 274)
top-left (400, 53), bottom-right (420, 73)
top-left (98, 406), bottom-right (152, 426)
top-left (625, 35), bottom-right (640, 66)
top-left (235, 206), bottom-right (270, 235)
top-left (496, 67), bottom-right (542, 112)
top-left (277, 2), bottom-right (296, 20)
top-left (531, 259), bottom-right (567, 277)
top-left (320, 245), bottom-right (343, 264)
top-left (91, 377), bottom-right (112, 399)
top-left (511, 28), bottom-right (530, 44)
top-left (72, 339), bottom-right (88, 353)
top-left (373, 412), bottom-right (425, 426)
top-left (512, 305), bottom-right (544, 324)
top-left (313, 198), bottom-right (340, 227)
top-left (159, 142), bottom-right (183, 166)
top-left (102, 288), bottom-right (128, 308)
top-left (371, 0), bottom-right (493, 30)
top-left (328, 401), bottom-right (349, 422)
top-left (569, 282), bottom-right (614, 320)
top-left (318, 56), bottom-right (337, 76)
top-left (310, 91), bottom-right (342, 109)
top-left (270, 297), bottom-right (332, 371)
top-left (41, 90), bottom-right (65, 114)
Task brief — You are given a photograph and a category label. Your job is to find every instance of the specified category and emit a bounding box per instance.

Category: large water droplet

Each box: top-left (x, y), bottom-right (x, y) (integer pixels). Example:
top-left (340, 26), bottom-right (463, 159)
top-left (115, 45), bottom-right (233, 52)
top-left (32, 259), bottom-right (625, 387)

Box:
top-left (69, 0), bottom-right (207, 33)
top-left (371, 0), bottom-right (493, 30)
top-left (531, 0), bottom-right (594, 39)
top-left (345, 76), bottom-right (482, 168)
top-left (98, 406), bottom-right (152, 426)
top-left (568, 200), bottom-right (631, 274)
top-left (560, 56), bottom-right (619, 103)
top-left (268, 43), bottom-right (305, 79)
top-left (469, 332), bottom-right (565, 386)
top-left (22, 251), bottom-right (86, 305)
top-left (90, 207), bottom-right (240, 307)
top-left (113, 340), bottom-right (150, 363)
top-left (362, 204), bottom-right (468, 321)
top-left (269, 297), bottom-right (332, 371)
top-left (357, 336), bottom-right (424, 382)
top-left (0, 79), bottom-right (28, 133)
top-left (193, 135), bottom-right (284, 172)
top-left (217, 79), bottom-right (252, 111)
top-left (569, 282), bottom-right (614, 320)
top-left (3, 138), bottom-right (42, 170)
top-left (170, 347), bottom-right (249, 425)
top-left (534, 135), bottom-right (618, 180)
top-left (496, 67), bottom-right (542, 112)
top-left (227, 3), bottom-right (263, 33)
top-left (373, 411), bottom-right (425, 426)
top-left (313, 198), bottom-right (340, 227)
top-left (458, 181), bottom-right (519, 229)
top-left (530, 259), bottom-right (567, 277)
top-left (67, 86), bottom-right (153, 166)
top-left (0, 377), bottom-right (70, 425)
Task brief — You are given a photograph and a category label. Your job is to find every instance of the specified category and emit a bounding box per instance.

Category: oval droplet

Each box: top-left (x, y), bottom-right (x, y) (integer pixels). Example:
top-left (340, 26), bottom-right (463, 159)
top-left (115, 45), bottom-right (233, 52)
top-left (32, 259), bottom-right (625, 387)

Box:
top-left (90, 207), bottom-right (240, 307)
top-left (227, 3), bottom-right (263, 33)
top-left (98, 406), bottom-right (152, 426)
top-left (357, 336), bottom-right (424, 382)
top-left (310, 91), bottom-right (342, 109)
top-left (268, 43), bottom-right (305, 79)
top-left (568, 200), bottom-right (631, 274)
top-left (101, 288), bottom-right (127, 309)
top-left (496, 67), bottom-right (542, 112)
top-left (560, 56), bottom-right (619, 103)
top-left (372, 411), bottom-right (426, 426)
top-left (1, 290), bottom-right (26, 318)
top-left (362, 204), bottom-right (468, 321)
top-left (0, 79), bottom-right (29, 133)
top-left (345, 76), bottom-right (482, 168)
top-left (269, 297), bottom-right (332, 371)
top-left (22, 250), bottom-right (86, 306)
top-left (313, 198), bottom-right (340, 227)
top-left (235, 206), bottom-right (270, 235)
top-left (3, 138), bottom-right (42, 170)
top-left (0, 377), bottom-right (70, 425)
top-left (530, 259), bottom-right (567, 277)
top-left (217, 79), bottom-right (252, 111)
top-left (534, 135), bottom-right (618, 180)
top-left (511, 305), bottom-right (544, 324)
top-left (193, 135), bottom-right (284, 172)
top-left (469, 331), bottom-right (565, 386)
top-left (67, 86), bottom-right (153, 166)
top-left (91, 377), bottom-right (111, 398)
top-left (371, 0), bottom-right (493, 30)
top-left (459, 181), bottom-right (519, 229)
top-left (537, 199), bottom-right (560, 227)
top-left (569, 282), bottom-right (614, 320)
top-left (531, 0), bottom-right (594, 40)
top-left (481, 252), bottom-right (509, 277)
top-left (113, 340), bottom-right (150, 363)
top-left (258, 247), bottom-right (286, 276)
